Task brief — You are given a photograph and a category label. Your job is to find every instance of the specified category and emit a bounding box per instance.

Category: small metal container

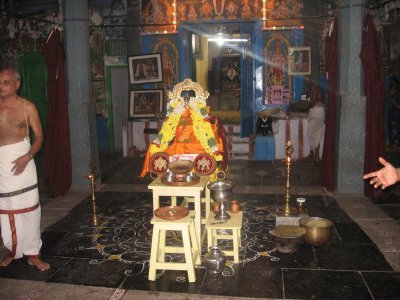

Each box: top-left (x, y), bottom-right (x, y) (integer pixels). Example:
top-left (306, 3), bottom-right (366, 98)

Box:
top-left (229, 200), bottom-right (240, 213)
top-left (204, 246), bottom-right (226, 274)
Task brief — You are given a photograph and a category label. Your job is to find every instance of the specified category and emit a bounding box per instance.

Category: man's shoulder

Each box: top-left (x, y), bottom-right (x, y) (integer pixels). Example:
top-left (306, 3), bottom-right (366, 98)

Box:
top-left (18, 97), bottom-right (38, 111)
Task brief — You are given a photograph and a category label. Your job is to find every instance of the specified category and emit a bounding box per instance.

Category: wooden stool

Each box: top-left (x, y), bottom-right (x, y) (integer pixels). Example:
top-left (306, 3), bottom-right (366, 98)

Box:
top-left (181, 183), bottom-right (211, 225)
top-left (205, 211), bottom-right (243, 264)
top-left (148, 214), bottom-right (200, 282)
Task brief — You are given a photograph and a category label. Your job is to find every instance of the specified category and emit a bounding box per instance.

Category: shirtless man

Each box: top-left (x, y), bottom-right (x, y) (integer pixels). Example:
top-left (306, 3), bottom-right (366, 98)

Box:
top-left (0, 67), bottom-right (49, 271)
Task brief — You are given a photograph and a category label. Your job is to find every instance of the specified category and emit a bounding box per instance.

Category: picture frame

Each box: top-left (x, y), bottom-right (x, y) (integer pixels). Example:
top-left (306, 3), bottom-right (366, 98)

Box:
top-left (129, 89), bottom-right (163, 118)
top-left (128, 53), bottom-right (163, 84)
top-left (288, 46), bottom-right (311, 75)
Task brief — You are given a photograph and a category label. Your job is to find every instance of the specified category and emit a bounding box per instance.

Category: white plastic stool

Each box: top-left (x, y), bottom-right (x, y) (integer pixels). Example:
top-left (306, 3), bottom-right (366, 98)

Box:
top-left (205, 211), bottom-right (243, 263)
top-left (148, 214), bottom-right (200, 282)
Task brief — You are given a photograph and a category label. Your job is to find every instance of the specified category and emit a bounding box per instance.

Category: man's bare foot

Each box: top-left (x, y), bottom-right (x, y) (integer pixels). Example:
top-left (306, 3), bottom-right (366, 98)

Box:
top-left (0, 256), bottom-right (13, 267)
top-left (27, 256), bottom-right (50, 271)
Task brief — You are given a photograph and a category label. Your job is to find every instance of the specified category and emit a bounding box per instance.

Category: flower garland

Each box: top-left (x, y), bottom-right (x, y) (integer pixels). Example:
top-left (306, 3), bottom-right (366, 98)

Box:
top-left (149, 96), bottom-right (222, 161)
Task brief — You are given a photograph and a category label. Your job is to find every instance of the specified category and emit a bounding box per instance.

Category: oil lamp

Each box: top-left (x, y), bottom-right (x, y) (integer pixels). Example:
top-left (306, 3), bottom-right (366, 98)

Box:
top-left (278, 140), bottom-right (297, 217)
top-left (86, 161), bottom-right (98, 226)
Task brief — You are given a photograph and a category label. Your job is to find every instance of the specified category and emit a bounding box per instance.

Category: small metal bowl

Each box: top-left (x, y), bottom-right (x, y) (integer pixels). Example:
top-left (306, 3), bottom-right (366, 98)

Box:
top-left (269, 225), bottom-right (306, 253)
top-left (299, 217), bottom-right (333, 246)
top-left (168, 160), bottom-right (194, 174)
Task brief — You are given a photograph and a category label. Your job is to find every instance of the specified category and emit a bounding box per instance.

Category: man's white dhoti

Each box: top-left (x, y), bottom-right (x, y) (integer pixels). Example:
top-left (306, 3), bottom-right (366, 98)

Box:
top-left (308, 106), bottom-right (325, 151)
top-left (0, 139), bottom-right (42, 259)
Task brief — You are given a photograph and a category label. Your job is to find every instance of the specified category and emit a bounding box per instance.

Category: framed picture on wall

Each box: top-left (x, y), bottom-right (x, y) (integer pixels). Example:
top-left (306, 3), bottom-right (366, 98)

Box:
top-left (129, 89), bottom-right (163, 118)
top-left (288, 46), bottom-right (311, 75)
top-left (128, 53), bottom-right (163, 84)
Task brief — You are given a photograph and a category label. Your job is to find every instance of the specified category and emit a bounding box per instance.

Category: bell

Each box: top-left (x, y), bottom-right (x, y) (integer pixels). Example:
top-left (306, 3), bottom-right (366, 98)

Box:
top-left (204, 245), bottom-right (226, 274)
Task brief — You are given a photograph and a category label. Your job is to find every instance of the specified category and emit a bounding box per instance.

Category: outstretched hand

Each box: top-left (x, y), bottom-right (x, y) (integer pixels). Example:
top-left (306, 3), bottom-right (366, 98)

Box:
top-left (363, 157), bottom-right (400, 189)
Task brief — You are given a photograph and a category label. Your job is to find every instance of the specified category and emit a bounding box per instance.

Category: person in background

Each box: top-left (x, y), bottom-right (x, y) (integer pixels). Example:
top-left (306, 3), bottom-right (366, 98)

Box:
top-left (307, 83), bottom-right (325, 160)
top-left (363, 157), bottom-right (400, 189)
top-left (0, 68), bottom-right (49, 271)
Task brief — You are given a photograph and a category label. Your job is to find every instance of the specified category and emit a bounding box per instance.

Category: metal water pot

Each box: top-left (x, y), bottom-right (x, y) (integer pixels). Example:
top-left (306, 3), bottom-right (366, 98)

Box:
top-left (204, 246), bottom-right (226, 274)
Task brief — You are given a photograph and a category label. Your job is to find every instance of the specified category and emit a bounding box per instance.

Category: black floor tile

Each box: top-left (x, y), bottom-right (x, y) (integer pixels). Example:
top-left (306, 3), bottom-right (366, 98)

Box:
top-left (45, 213), bottom-right (114, 233)
top-left (307, 205), bottom-right (354, 223)
top-left (283, 269), bottom-right (373, 299)
top-left (44, 231), bottom-right (122, 259)
top-left (200, 266), bottom-right (283, 298)
top-left (41, 231), bottom-right (69, 250)
top-left (0, 257), bottom-right (69, 281)
top-left (123, 267), bottom-right (206, 294)
top-left (47, 258), bottom-right (131, 288)
top-left (377, 204), bottom-right (400, 221)
top-left (362, 271), bottom-right (400, 299)
top-left (333, 222), bottom-right (374, 243)
top-left (296, 194), bottom-right (340, 208)
top-left (244, 235), bottom-right (318, 269)
top-left (314, 242), bottom-right (393, 271)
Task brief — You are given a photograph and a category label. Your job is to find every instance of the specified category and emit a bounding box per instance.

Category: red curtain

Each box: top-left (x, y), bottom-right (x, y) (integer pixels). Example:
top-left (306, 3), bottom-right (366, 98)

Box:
top-left (320, 18), bottom-right (338, 192)
top-left (360, 14), bottom-right (385, 198)
top-left (41, 27), bottom-right (72, 196)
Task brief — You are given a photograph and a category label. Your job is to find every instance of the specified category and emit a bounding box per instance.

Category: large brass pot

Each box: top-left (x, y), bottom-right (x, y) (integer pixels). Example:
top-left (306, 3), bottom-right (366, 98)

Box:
top-left (299, 217), bottom-right (333, 246)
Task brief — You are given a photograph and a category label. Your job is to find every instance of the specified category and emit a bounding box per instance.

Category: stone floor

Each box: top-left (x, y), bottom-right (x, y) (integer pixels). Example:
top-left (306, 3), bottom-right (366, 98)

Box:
top-left (0, 152), bottom-right (399, 300)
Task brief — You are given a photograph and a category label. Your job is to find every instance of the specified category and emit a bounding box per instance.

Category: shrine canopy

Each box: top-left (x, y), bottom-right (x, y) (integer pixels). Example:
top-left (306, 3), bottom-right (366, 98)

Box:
top-left (139, 79), bottom-right (227, 178)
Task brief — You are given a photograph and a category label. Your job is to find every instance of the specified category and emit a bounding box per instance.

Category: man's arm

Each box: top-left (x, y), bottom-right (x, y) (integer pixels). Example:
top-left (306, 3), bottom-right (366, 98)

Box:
top-left (363, 157), bottom-right (400, 189)
top-left (26, 101), bottom-right (44, 158)
top-left (11, 101), bottom-right (44, 175)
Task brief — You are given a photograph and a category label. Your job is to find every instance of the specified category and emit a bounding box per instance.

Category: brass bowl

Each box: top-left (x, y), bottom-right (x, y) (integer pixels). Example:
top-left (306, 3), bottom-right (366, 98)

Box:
top-left (269, 225), bottom-right (306, 253)
top-left (299, 217), bottom-right (333, 246)
top-left (168, 159), bottom-right (194, 174)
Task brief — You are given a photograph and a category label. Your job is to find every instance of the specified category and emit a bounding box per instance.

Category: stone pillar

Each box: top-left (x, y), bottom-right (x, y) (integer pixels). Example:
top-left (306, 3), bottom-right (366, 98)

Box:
top-left (126, 0), bottom-right (141, 55)
top-left (63, 0), bottom-right (100, 189)
top-left (335, 0), bottom-right (366, 193)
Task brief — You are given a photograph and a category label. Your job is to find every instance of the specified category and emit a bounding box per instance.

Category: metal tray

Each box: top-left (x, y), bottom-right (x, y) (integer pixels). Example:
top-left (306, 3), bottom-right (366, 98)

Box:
top-left (154, 206), bottom-right (189, 220)
top-left (161, 172), bottom-right (200, 186)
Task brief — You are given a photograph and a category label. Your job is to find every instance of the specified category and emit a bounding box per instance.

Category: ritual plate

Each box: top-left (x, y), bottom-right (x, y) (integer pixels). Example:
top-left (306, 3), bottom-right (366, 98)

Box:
top-left (269, 225), bottom-right (306, 239)
top-left (149, 152), bottom-right (169, 175)
top-left (154, 206), bottom-right (189, 220)
top-left (193, 153), bottom-right (217, 176)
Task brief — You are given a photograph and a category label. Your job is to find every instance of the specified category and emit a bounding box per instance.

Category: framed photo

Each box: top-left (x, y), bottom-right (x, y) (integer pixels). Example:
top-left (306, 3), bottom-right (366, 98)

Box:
top-left (129, 89), bottom-right (163, 118)
top-left (128, 53), bottom-right (163, 84)
top-left (288, 47), bottom-right (311, 75)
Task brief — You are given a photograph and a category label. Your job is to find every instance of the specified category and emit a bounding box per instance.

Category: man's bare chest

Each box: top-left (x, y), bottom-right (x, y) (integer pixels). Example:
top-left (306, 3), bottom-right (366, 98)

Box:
top-left (0, 106), bottom-right (26, 131)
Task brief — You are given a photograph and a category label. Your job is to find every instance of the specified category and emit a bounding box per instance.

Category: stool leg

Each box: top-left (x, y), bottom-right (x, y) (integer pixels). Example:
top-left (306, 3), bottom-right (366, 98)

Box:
top-left (205, 185), bottom-right (211, 221)
top-left (149, 225), bottom-right (160, 281)
top-left (159, 229), bottom-right (166, 262)
top-left (207, 227), bottom-right (212, 249)
top-left (153, 191), bottom-right (160, 210)
top-left (182, 226), bottom-right (196, 282)
top-left (189, 221), bottom-right (200, 265)
top-left (232, 229), bottom-right (239, 263)
top-left (171, 196), bottom-right (177, 206)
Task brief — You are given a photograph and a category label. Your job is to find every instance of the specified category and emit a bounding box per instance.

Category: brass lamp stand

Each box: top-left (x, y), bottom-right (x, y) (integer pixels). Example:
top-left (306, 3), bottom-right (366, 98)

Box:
top-left (86, 162), bottom-right (98, 226)
top-left (277, 141), bottom-right (297, 217)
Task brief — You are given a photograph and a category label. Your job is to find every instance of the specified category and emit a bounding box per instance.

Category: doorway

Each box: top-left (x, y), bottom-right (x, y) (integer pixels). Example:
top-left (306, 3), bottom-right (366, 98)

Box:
top-left (191, 24), bottom-right (242, 124)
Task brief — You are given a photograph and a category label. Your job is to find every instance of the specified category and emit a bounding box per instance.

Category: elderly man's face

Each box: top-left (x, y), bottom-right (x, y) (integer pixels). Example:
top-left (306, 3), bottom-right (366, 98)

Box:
top-left (0, 70), bottom-right (20, 99)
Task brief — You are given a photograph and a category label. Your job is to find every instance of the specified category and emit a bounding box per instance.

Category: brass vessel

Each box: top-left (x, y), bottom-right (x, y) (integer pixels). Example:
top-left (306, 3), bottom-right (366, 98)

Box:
top-left (299, 217), bottom-right (333, 246)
